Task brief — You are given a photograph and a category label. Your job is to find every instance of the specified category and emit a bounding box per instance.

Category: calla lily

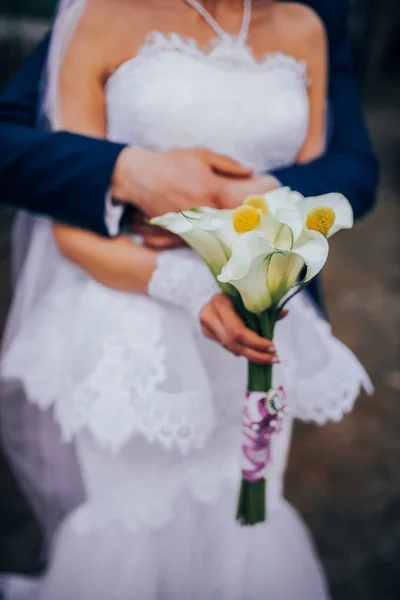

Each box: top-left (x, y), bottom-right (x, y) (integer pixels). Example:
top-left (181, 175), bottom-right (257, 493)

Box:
top-left (260, 188), bottom-right (305, 245)
top-left (181, 207), bottom-right (240, 256)
top-left (217, 227), bottom-right (329, 313)
top-left (262, 188), bottom-right (353, 239)
top-left (151, 211), bottom-right (229, 277)
top-left (297, 193), bottom-right (353, 237)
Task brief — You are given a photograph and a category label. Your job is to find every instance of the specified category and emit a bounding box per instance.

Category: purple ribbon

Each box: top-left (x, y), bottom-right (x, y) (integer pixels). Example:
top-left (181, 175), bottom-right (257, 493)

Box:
top-left (241, 388), bottom-right (286, 483)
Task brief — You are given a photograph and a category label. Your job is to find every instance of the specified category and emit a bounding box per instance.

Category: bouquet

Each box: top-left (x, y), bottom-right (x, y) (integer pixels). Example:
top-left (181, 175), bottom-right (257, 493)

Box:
top-left (151, 187), bottom-right (353, 525)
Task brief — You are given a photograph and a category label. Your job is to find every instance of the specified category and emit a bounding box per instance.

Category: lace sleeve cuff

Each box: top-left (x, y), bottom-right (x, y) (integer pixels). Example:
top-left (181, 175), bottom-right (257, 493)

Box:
top-left (105, 192), bottom-right (124, 237)
top-left (148, 248), bottom-right (220, 322)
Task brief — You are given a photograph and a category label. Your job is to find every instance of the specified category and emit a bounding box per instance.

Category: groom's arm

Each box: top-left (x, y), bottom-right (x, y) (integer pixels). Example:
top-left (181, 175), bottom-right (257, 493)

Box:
top-left (272, 0), bottom-right (379, 219)
top-left (0, 33), bottom-right (126, 236)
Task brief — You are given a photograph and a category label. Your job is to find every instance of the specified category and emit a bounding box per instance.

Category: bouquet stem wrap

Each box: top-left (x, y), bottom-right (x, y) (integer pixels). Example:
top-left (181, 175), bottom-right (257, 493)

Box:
top-left (236, 308), bottom-right (286, 526)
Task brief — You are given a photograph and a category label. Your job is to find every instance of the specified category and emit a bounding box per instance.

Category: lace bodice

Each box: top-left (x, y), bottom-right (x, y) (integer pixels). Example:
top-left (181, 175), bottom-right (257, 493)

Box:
top-left (105, 32), bottom-right (310, 173)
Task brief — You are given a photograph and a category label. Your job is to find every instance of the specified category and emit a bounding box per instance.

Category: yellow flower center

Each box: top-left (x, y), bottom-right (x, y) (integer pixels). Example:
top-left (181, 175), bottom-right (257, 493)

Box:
top-left (232, 205), bottom-right (260, 233)
top-left (243, 195), bottom-right (269, 216)
top-left (306, 207), bottom-right (335, 236)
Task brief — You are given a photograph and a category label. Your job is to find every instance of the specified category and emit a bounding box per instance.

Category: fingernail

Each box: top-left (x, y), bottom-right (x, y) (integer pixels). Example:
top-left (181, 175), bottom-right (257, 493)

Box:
top-left (271, 357), bottom-right (280, 363)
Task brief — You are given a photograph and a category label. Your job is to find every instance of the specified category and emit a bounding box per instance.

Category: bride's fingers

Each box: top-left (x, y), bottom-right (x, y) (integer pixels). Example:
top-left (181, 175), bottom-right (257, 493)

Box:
top-left (143, 234), bottom-right (187, 249)
top-left (200, 295), bottom-right (279, 364)
top-left (203, 318), bottom-right (278, 364)
top-left (277, 309), bottom-right (289, 321)
top-left (200, 321), bottom-right (219, 343)
top-left (236, 346), bottom-right (280, 365)
top-left (212, 294), bottom-right (276, 353)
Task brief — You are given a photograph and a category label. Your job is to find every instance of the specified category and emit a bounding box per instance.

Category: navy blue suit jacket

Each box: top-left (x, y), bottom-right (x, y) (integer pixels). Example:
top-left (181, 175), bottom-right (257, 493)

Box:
top-left (0, 0), bottom-right (379, 306)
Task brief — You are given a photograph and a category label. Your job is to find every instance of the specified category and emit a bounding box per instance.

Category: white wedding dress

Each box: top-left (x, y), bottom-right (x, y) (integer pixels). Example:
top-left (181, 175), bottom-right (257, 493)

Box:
top-left (0, 2), bottom-right (372, 599)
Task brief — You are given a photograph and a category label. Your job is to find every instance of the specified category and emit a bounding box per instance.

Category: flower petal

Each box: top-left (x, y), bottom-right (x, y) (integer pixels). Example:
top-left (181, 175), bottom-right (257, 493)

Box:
top-left (267, 252), bottom-right (304, 305)
top-left (151, 211), bottom-right (196, 235)
top-left (258, 216), bottom-right (294, 250)
top-left (260, 189), bottom-right (304, 245)
top-left (183, 209), bottom-right (238, 255)
top-left (267, 229), bottom-right (329, 305)
top-left (291, 229), bottom-right (329, 282)
top-left (151, 211), bottom-right (228, 276)
top-left (263, 187), bottom-right (304, 212)
top-left (218, 231), bottom-right (274, 313)
top-left (300, 193), bottom-right (353, 237)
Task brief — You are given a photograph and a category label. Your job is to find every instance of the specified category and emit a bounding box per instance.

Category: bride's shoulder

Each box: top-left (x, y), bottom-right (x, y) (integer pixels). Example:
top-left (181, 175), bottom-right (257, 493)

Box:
top-left (272, 2), bottom-right (326, 42)
top-left (61, 0), bottom-right (152, 78)
top-left (73, 0), bottom-right (147, 37)
top-left (268, 2), bottom-right (327, 58)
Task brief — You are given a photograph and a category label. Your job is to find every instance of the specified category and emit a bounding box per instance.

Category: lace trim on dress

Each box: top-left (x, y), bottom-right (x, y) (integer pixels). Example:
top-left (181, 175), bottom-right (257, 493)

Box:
top-left (0, 276), bottom-right (218, 456)
top-left (108, 31), bottom-right (309, 87)
top-left (291, 341), bottom-right (373, 425)
top-left (148, 248), bottom-right (220, 322)
top-left (274, 294), bottom-right (374, 425)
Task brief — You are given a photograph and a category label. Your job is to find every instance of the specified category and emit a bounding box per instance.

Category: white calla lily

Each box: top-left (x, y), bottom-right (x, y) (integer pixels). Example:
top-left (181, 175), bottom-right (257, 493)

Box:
top-left (262, 186), bottom-right (305, 209)
top-left (218, 231), bottom-right (274, 313)
top-left (218, 226), bottom-right (329, 313)
top-left (181, 207), bottom-right (239, 256)
top-left (257, 216), bottom-right (295, 251)
top-left (260, 188), bottom-right (305, 246)
top-left (151, 211), bottom-right (229, 277)
top-left (298, 193), bottom-right (353, 237)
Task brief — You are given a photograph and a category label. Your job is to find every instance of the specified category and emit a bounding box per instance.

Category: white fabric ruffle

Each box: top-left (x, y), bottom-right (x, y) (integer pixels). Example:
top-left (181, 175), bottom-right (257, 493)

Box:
top-left (33, 485), bottom-right (329, 600)
top-left (148, 247), bottom-right (220, 322)
top-left (1, 271), bottom-right (220, 456)
top-left (273, 292), bottom-right (373, 424)
top-left (1, 247), bottom-right (372, 460)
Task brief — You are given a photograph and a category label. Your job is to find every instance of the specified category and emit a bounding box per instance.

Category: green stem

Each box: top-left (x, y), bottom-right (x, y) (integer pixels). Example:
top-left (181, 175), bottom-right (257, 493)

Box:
top-left (278, 282), bottom-right (309, 312)
top-left (248, 308), bottom-right (277, 393)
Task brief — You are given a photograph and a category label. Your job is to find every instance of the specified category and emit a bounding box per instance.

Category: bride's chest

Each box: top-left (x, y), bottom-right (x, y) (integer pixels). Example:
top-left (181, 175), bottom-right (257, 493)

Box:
top-left (105, 36), bottom-right (310, 172)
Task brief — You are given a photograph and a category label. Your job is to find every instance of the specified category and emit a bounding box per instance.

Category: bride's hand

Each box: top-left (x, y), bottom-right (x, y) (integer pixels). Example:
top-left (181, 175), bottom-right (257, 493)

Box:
top-left (143, 230), bottom-right (187, 250)
top-left (200, 293), bottom-right (287, 365)
top-left (130, 214), bottom-right (187, 249)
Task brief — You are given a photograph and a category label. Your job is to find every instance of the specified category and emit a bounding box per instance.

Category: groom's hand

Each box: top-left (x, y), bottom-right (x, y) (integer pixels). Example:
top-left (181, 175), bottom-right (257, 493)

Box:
top-left (111, 146), bottom-right (253, 217)
top-left (130, 172), bottom-right (280, 249)
top-left (218, 175), bottom-right (280, 209)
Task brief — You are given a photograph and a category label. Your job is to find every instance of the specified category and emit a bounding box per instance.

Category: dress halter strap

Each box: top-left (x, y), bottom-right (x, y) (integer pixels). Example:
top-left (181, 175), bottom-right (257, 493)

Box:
top-left (182, 0), bottom-right (252, 43)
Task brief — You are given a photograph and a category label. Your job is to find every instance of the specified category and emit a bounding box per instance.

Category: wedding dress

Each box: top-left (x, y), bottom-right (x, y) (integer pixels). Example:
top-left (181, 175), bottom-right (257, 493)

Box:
top-left (0, 0), bottom-right (372, 598)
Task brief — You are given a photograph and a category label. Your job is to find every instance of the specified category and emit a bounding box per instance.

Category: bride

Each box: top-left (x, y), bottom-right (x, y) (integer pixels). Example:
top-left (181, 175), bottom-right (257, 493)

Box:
top-left (0, 0), bottom-right (372, 598)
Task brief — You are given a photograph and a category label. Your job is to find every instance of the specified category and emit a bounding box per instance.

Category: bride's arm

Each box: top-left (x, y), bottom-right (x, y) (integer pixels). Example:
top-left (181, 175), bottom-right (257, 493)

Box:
top-left (53, 14), bottom-right (276, 364)
top-left (53, 8), bottom-right (159, 294)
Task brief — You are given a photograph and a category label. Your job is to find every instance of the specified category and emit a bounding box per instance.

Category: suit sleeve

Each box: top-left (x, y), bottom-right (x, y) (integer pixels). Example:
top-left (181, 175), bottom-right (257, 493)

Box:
top-left (0, 33), bottom-right (126, 236)
top-left (271, 0), bottom-right (379, 220)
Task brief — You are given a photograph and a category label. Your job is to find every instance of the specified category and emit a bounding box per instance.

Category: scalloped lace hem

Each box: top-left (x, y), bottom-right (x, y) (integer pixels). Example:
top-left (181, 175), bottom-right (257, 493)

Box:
top-left (1, 281), bottom-right (372, 457)
top-left (274, 293), bottom-right (374, 425)
top-left (0, 281), bottom-right (217, 456)
top-left (289, 340), bottom-right (373, 424)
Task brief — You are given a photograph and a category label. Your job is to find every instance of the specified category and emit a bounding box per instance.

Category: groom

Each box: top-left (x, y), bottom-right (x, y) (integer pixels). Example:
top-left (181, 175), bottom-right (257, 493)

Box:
top-left (0, 0), bottom-right (378, 248)
top-left (0, 0), bottom-right (378, 564)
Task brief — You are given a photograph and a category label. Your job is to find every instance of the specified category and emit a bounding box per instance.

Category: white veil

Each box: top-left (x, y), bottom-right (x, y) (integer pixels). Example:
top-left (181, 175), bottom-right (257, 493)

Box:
top-left (0, 0), bottom-right (90, 546)
top-left (12, 0), bottom-right (88, 278)
top-left (40, 0), bottom-right (88, 131)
